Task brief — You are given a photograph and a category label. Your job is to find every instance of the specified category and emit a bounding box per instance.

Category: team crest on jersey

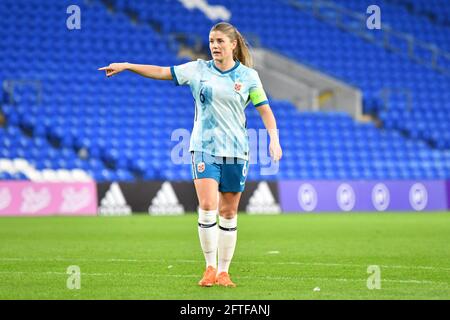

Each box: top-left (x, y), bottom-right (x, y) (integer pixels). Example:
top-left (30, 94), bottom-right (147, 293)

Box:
top-left (197, 162), bottom-right (205, 173)
top-left (234, 81), bottom-right (242, 92)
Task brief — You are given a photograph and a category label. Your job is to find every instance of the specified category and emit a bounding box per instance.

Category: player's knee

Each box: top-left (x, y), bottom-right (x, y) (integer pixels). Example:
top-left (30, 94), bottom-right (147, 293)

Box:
top-left (199, 199), bottom-right (217, 211)
top-left (219, 208), bottom-right (237, 219)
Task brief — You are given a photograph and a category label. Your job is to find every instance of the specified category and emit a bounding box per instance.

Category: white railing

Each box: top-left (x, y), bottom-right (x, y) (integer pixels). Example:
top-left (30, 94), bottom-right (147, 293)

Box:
top-left (288, 0), bottom-right (450, 76)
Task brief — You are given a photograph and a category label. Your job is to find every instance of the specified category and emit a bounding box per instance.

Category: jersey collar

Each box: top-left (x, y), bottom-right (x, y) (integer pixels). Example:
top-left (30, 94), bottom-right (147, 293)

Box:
top-left (211, 60), bottom-right (240, 74)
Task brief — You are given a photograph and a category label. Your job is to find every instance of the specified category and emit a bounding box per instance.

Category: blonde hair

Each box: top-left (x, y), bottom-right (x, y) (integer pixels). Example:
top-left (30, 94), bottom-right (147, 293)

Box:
top-left (210, 22), bottom-right (253, 68)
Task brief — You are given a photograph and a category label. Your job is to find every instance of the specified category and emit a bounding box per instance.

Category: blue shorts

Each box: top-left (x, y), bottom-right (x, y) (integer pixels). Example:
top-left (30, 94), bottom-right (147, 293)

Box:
top-left (190, 151), bottom-right (249, 193)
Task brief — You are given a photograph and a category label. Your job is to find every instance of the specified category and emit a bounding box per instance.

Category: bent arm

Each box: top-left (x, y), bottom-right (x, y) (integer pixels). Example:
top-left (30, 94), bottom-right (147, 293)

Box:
top-left (257, 104), bottom-right (283, 161)
top-left (256, 104), bottom-right (280, 144)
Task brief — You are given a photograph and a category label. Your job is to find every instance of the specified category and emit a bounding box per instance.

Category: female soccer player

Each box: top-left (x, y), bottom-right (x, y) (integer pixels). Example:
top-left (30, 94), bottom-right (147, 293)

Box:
top-left (99, 22), bottom-right (282, 287)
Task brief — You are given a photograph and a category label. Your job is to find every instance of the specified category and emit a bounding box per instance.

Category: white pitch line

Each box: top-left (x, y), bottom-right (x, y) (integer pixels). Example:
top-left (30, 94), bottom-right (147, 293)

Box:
top-left (0, 271), bottom-right (446, 285)
top-left (1, 257), bottom-right (450, 272)
top-left (270, 261), bottom-right (450, 272)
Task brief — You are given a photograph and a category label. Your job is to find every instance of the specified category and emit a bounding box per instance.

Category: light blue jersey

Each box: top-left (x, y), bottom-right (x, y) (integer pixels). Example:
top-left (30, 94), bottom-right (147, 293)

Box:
top-left (170, 59), bottom-right (268, 161)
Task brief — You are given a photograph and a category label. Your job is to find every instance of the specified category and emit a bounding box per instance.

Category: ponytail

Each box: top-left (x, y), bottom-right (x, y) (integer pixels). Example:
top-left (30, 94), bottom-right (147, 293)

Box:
top-left (210, 22), bottom-right (253, 68)
top-left (233, 29), bottom-right (253, 68)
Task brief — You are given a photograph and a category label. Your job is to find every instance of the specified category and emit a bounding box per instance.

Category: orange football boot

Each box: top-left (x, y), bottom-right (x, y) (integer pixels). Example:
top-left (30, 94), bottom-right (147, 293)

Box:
top-left (216, 272), bottom-right (236, 288)
top-left (198, 266), bottom-right (217, 287)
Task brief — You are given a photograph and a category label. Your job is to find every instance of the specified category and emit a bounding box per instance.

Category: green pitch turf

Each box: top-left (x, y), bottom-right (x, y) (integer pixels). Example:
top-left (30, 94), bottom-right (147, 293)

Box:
top-left (0, 213), bottom-right (449, 300)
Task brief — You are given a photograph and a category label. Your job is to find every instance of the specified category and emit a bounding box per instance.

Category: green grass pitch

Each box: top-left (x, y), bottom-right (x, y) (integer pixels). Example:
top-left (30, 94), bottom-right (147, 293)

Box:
top-left (0, 213), bottom-right (449, 300)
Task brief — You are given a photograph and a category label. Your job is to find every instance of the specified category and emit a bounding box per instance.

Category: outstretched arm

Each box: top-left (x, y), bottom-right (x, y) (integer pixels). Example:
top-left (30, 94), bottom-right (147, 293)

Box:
top-left (256, 104), bottom-right (282, 162)
top-left (98, 62), bottom-right (172, 80)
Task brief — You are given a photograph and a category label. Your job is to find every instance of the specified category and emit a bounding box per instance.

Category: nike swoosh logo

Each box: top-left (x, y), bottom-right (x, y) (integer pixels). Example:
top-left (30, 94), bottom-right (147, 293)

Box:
top-left (240, 181), bottom-right (245, 186)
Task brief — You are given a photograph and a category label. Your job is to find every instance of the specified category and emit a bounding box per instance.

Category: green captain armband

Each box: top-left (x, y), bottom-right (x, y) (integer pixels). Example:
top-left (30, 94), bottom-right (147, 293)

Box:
top-left (249, 87), bottom-right (269, 107)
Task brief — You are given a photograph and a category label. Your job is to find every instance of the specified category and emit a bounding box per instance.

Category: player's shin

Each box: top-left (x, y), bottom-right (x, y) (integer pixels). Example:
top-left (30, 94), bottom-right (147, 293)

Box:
top-left (198, 208), bottom-right (219, 269)
top-left (217, 215), bottom-right (237, 274)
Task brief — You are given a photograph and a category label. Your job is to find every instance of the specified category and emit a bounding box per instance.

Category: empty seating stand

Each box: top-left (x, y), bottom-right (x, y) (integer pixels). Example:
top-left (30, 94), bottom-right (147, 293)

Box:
top-left (0, 0), bottom-right (449, 182)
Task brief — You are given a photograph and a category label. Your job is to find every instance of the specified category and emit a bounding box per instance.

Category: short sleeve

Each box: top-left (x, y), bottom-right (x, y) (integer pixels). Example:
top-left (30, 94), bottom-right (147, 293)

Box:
top-left (170, 60), bottom-right (199, 86)
top-left (248, 70), bottom-right (269, 107)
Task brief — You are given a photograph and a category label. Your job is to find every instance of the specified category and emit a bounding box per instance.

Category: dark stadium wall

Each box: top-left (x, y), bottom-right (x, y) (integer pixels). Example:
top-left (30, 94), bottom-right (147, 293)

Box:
top-left (97, 181), bottom-right (197, 214)
top-left (96, 181), bottom-right (281, 215)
